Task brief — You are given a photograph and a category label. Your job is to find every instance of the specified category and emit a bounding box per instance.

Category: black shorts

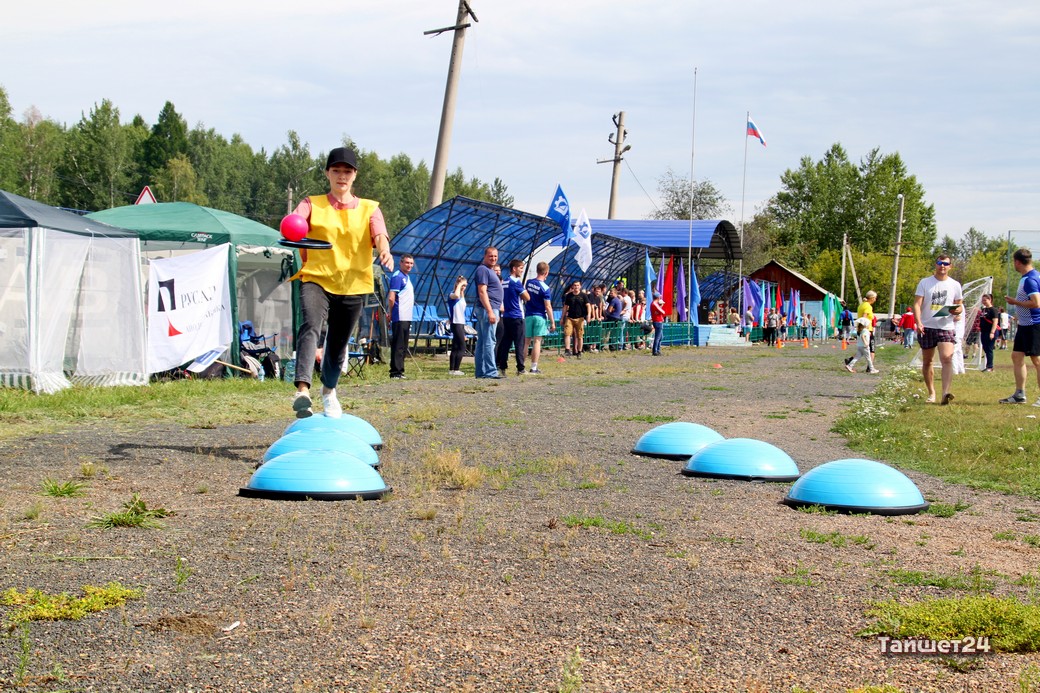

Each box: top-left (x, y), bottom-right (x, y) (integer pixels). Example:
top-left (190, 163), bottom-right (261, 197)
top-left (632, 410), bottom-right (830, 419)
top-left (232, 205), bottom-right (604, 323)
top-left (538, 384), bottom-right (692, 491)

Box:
top-left (919, 327), bottom-right (956, 350)
top-left (1014, 324), bottom-right (1040, 356)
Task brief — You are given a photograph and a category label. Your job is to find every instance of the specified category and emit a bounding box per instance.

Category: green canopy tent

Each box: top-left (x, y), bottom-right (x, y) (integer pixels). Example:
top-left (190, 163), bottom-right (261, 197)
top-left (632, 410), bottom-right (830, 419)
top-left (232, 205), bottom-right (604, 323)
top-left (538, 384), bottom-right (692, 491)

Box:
top-left (87, 203), bottom-right (300, 367)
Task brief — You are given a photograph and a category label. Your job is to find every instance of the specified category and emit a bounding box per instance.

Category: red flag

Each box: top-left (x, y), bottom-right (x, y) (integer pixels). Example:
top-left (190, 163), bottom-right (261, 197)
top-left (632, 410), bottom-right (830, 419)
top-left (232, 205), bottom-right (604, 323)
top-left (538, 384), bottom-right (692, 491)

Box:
top-left (662, 256), bottom-right (674, 317)
top-left (776, 284), bottom-right (784, 316)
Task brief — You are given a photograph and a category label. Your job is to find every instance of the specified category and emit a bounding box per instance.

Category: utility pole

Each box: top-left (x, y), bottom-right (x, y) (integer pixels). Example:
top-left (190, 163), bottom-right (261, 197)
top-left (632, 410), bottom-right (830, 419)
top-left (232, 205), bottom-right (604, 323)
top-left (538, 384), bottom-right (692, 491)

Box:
top-left (840, 232), bottom-right (848, 302)
top-left (425, 1), bottom-right (478, 211)
top-left (596, 111), bottom-right (630, 219)
top-left (887, 194), bottom-right (906, 317)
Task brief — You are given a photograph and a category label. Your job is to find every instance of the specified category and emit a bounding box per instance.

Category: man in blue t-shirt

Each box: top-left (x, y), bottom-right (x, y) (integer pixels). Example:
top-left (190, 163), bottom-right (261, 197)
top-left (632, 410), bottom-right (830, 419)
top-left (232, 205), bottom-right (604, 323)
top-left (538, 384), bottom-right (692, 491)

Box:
top-left (524, 261), bottom-right (556, 374)
top-left (496, 259), bottom-right (531, 375)
top-left (603, 286), bottom-right (625, 350)
top-left (1000, 248), bottom-right (1040, 405)
top-left (473, 247), bottom-right (504, 379)
top-left (387, 254), bottom-right (415, 379)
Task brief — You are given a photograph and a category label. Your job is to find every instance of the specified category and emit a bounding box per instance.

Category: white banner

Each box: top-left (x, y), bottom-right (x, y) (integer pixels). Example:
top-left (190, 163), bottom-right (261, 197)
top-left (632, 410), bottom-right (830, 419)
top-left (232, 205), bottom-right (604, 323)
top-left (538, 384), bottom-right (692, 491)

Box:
top-left (573, 208), bottom-right (594, 272)
top-left (147, 243), bottom-right (232, 373)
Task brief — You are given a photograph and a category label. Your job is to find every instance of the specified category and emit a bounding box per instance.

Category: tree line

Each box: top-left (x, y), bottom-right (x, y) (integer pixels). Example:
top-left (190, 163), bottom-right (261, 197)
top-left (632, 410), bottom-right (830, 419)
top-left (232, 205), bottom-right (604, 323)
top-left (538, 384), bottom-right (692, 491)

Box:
top-left (0, 87), bottom-right (513, 234)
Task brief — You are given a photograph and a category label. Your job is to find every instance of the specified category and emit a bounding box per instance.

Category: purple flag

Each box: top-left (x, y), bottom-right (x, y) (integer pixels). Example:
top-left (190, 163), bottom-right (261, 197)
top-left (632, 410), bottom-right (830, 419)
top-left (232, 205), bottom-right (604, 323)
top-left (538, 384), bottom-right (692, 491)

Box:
top-left (655, 255), bottom-right (666, 295)
top-left (676, 259), bottom-right (687, 322)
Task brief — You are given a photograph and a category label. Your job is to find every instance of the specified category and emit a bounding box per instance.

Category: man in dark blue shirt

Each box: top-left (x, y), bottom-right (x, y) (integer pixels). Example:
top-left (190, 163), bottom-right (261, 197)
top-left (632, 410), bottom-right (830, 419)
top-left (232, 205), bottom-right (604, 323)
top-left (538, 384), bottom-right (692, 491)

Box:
top-left (496, 259), bottom-right (531, 375)
top-left (604, 286), bottom-right (624, 350)
top-left (474, 247), bottom-right (503, 378)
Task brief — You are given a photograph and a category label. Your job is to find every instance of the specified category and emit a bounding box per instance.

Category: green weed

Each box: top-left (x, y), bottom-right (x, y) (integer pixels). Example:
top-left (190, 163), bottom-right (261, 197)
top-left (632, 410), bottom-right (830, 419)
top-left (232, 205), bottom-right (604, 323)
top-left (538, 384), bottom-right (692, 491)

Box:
top-left (87, 494), bottom-right (171, 529)
top-left (2, 582), bottom-right (141, 623)
top-left (41, 478), bottom-right (87, 498)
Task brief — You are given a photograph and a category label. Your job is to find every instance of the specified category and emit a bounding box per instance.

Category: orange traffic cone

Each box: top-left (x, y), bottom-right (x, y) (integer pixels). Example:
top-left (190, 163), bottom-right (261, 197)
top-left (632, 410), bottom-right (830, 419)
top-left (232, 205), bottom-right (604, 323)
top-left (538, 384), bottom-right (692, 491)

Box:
top-left (803, 338), bottom-right (809, 349)
top-left (841, 338), bottom-right (848, 350)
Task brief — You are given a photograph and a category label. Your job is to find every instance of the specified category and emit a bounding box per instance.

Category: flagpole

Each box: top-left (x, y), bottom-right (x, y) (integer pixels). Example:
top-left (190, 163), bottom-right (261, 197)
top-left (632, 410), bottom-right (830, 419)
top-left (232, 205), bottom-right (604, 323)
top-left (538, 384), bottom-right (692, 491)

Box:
top-left (687, 68), bottom-right (698, 343)
top-left (738, 110), bottom-right (750, 327)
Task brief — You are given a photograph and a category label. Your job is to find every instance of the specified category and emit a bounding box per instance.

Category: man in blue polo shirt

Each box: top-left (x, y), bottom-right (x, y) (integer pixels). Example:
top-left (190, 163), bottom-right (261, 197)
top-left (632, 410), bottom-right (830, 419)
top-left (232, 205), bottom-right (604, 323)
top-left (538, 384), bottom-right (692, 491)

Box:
top-left (474, 247), bottom-right (503, 379)
top-left (603, 286), bottom-right (624, 350)
top-left (1001, 248), bottom-right (1040, 405)
top-left (524, 261), bottom-right (556, 374)
top-left (496, 259), bottom-right (531, 376)
top-left (387, 253), bottom-right (415, 379)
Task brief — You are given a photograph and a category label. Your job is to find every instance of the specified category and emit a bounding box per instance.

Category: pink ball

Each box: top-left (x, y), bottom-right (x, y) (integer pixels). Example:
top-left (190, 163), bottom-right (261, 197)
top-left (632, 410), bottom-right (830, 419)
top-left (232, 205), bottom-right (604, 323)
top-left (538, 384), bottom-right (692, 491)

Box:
top-left (280, 214), bottom-right (309, 242)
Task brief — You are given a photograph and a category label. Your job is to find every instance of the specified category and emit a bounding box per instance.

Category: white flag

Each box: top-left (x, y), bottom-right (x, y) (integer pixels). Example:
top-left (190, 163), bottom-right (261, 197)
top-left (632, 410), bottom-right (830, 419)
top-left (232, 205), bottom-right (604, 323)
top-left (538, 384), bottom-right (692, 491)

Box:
top-left (147, 243), bottom-right (233, 373)
top-left (573, 208), bottom-right (594, 272)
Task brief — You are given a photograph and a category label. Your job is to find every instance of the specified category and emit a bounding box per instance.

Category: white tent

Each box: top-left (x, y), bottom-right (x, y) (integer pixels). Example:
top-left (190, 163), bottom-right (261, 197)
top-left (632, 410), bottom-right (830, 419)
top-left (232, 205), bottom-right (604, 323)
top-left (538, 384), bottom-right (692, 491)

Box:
top-left (0, 191), bottom-right (147, 394)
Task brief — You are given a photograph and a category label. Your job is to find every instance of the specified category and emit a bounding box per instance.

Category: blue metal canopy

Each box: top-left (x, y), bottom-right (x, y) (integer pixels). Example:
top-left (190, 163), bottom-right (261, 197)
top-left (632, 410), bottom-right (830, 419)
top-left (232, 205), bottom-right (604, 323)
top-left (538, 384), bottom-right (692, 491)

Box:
top-left (389, 196), bottom-right (741, 318)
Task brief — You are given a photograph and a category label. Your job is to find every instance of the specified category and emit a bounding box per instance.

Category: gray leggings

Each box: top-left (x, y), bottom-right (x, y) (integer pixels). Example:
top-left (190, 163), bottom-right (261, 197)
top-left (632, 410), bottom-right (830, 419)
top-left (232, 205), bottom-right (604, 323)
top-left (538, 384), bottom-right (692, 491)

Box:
top-left (295, 282), bottom-right (365, 390)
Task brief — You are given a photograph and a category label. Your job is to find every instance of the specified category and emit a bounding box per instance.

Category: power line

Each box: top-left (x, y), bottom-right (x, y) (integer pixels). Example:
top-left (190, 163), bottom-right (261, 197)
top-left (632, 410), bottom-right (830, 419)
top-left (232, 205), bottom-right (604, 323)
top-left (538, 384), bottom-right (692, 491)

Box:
top-left (624, 159), bottom-right (660, 215)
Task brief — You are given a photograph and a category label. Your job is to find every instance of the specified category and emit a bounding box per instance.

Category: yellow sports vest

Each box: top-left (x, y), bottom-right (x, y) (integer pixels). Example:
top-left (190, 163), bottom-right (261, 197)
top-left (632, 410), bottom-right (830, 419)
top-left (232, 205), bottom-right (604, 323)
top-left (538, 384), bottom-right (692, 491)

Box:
top-left (298, 195), bottom-right (379, 295)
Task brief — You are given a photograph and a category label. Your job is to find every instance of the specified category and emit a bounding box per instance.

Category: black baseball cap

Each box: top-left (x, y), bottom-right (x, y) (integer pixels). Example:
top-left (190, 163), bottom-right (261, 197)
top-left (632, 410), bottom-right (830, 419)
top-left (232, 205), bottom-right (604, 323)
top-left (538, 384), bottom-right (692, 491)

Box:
top-left (325, 147), bottom-right (358, 170)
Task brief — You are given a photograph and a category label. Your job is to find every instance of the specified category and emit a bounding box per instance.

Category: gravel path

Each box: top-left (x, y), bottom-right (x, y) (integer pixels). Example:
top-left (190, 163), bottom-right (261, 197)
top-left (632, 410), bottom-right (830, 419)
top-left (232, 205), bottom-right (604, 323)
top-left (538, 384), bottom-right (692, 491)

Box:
top-left (2, 345), bottom-right (1040, 692)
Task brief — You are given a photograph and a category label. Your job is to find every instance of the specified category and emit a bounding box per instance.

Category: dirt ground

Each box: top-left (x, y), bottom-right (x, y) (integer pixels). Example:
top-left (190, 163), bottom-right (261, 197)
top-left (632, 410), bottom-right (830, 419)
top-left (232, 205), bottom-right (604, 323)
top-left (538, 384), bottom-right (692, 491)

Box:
top-left (2, 345), bottom-right (1040, 692)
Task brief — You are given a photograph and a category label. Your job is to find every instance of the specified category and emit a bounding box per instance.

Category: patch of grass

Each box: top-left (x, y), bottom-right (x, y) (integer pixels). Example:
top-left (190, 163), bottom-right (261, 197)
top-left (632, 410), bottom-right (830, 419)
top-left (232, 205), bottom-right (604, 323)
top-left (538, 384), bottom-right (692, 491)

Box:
top-left (776, 562), bottom-right (816, 587)
top-left (18, 501), bottom-right (42, 522)
top-left (1016, 509), bottom-right (1040, 523)
top-left (559, 646), bottom-right (584, 693)
top-left (926, 501), bottom-right (972, 518)
top-left (886, 565), bottom-right (995, 592)
top-left (833, 363), bottom-right (1040, 497)
top-left (995, 530), bottom-right (1018, 541)
top-left (795, 504), bottom-right (838, 516)
top-left (87, 494), bottom-right (171, 529)
top-left (41, 478), bottom-right (87, 498)
top-left (860, 594), bottom-right (1040, 652)
top-left (2, 582), bottom-right (141, 623)
top-left (79, 461), bottom-right (109, 479)
top-left (800, 528), bottom-right (875, 549)
top-left (765, 412), bottom-right (788, 419)
top-left (614, 414), bottom-right (676, 423)
top-left (418, 445), bottom-right (484, 491)
top-left (561, 514), bottom-right (655, 541)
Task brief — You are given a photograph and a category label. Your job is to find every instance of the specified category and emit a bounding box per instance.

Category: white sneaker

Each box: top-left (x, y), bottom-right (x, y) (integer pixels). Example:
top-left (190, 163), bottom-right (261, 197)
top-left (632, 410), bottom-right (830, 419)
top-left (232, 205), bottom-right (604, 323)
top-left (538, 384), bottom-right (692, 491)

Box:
top-left (292, 391), bottom-right (313, 418)
top-left (321, 389), bottom-right (342, 419)
top-left (449, 370), bottom-right (465, 376)
top-left (1033, 397), bottom-right (1040, 408)
top-left (843, 362), bottom-right (855, 373)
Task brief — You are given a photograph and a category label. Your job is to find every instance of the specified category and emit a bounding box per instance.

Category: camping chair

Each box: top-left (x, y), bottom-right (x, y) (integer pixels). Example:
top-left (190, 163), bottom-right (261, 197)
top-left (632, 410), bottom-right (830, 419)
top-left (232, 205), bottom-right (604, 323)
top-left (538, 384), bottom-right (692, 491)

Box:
top-left (239, 321), bottom-right (280, 379)
top-left (345, 339), bottom-right (367, 379)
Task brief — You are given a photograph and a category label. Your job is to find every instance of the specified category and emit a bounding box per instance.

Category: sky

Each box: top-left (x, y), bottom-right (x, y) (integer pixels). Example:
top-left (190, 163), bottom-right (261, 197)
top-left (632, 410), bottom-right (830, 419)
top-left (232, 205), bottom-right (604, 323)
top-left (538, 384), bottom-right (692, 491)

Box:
top-left (3, 1), bottom-right (1039, 243)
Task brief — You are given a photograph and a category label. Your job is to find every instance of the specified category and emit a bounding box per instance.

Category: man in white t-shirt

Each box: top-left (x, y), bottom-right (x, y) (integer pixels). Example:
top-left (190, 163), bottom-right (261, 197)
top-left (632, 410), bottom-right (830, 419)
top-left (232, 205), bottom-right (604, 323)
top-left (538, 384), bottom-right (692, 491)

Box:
top-left (913, 254), bottom-right (964, 405)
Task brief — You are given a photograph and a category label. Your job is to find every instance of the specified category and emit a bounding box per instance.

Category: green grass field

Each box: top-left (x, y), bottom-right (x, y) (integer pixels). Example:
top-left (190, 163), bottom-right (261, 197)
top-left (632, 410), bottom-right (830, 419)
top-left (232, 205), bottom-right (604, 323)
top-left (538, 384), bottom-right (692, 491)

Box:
top-left (837, 344), bottom-right (1040, 497)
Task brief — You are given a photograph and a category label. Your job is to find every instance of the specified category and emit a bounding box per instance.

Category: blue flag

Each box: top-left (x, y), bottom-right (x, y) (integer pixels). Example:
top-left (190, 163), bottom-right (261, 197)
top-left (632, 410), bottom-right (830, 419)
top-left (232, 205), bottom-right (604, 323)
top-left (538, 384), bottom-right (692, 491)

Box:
top-left (546, 185), bottom-right (571, 246)
top-left (644, 251), bottom-right (657, 306)
top-left (688, 260), bottom-right (701, 317)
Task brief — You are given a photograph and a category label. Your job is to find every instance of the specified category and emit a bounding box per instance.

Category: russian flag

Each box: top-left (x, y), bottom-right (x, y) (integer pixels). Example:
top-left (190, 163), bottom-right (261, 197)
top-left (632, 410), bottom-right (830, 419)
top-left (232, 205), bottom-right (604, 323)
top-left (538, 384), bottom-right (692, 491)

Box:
top-left (747, 116), bottom-right (766, 147)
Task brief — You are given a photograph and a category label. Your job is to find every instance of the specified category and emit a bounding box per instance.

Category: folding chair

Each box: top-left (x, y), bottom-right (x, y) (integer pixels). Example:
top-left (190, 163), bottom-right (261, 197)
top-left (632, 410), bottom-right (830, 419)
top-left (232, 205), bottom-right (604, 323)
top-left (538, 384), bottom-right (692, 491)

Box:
top-left (345, 340), bottom-right (367, 379)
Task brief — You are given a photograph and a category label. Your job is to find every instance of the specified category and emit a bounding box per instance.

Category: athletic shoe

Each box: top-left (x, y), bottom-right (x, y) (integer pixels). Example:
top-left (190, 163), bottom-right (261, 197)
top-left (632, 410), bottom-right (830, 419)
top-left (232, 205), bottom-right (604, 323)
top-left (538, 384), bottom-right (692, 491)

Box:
top-left (1000, 394), bottom-right (1027, 404)
top-left (292, 391), bottom-right (313, 418)
top-left (390, 374), bottom-right (406, 380)
top-left (867, 368), bottom-right (881, 374)
top-left (1033, 397), bottom-right (1040, 408)
top-left (529, 366), bottom-right (540, 374)
top-left (844, 362), bottom-right (855, 373)
top-left (925, 394), bottom-right (936, 403)
top-left (575, 352), bottom-right (582, 359)
top-left (941, 393), bottom-right (954, 406)
top-left (322, 390), bottom-right (342, 419)
top-left (498, 370), bottom-right (507, 378)
top-left (449, 370), bottom-right (465, 376)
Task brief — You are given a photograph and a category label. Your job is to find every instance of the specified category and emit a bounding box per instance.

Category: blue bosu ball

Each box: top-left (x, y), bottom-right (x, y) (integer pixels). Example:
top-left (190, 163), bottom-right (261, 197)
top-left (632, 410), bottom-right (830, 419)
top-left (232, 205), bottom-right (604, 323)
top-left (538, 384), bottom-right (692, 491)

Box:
top-left (782, 458), bottom-right (929, 515)
top-left (284, 414), bottom-right (383, 449)
top-left (239, 450), bottom-right (390, 501)
top-left (682, 438), bottom-right (801, 481)
top-left (631, 422), bottom-right (724, 460)
top-left (262, 429), bottom-right (380, 468)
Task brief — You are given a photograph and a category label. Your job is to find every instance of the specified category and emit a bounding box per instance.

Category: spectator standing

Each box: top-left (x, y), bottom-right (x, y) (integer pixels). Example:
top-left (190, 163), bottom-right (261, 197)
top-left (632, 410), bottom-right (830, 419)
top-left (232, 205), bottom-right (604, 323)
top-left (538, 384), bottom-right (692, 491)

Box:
top-left (496, 259), bottom-right (531, 376)
top-left (650, 291), bottom-right (666, 356)
top-left (561, 280), bottom-right (588, 358)
top-left (998, 307), bottom-right (1011, 349)
top-left (899, 306), bottom-right (916, 348)
top-left (979, 293), bottom-right (998, 372)
top-left (999, 248), bottom-right (1040, 405)
top-left (473, 247), bottom-right (503, 379)
top-left (447, 276), bottom-right (468, 376)
top-left (913, 254), bottom-right (964, 405)
top-left (604, 287), bottom-right (625, 350)
top-left (386, 253), bottom-right (415, 379)
top-left (524, 262), bottom-right (555, 374)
